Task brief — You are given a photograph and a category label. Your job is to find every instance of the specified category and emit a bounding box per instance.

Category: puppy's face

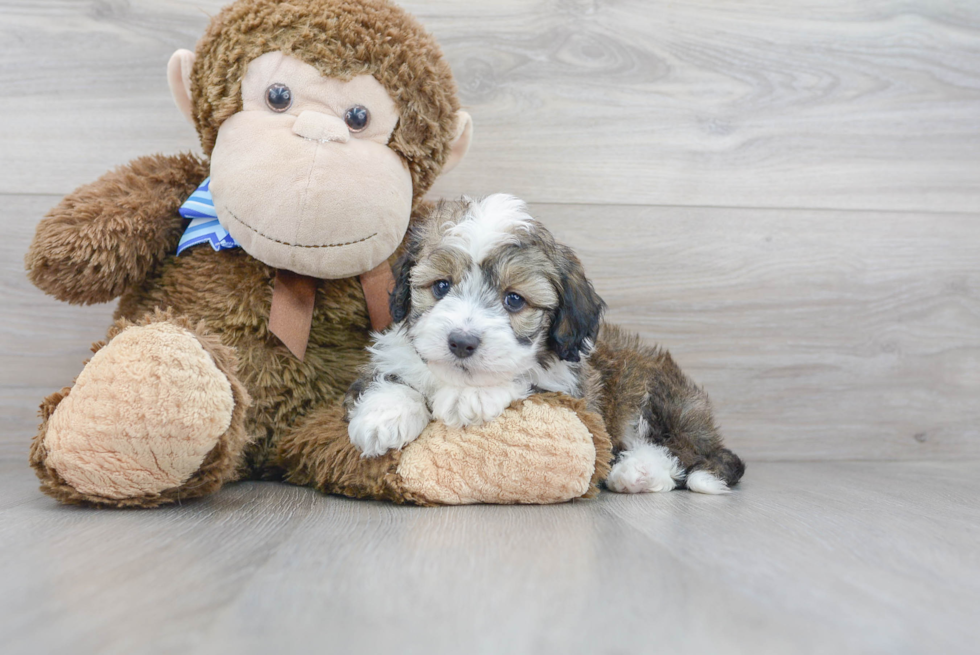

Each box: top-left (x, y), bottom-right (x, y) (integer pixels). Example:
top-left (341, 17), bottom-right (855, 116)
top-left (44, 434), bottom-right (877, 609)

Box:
top-left (390, 195), bottom-right (604, 387)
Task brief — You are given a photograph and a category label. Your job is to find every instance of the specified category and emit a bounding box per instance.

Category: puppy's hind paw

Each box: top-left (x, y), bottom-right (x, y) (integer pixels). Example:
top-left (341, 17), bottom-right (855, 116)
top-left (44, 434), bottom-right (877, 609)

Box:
top-left (606, 444), bottom-right (684, 494)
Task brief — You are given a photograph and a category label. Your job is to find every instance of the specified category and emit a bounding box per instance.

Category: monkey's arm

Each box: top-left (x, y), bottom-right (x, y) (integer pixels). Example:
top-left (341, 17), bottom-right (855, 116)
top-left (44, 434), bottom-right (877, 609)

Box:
top-left (25, 153), bottom-right (209, 304)
top-left (278, 393), bottom-right (612, 505)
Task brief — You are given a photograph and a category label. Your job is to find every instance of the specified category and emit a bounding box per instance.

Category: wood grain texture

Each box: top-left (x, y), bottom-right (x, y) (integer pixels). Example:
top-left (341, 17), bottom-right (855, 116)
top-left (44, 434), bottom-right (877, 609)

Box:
top-left (5, 195), bottom-right (977, 461)
top-left (0, 460), bottom-right (978, 654)
top-left (535, 203), bottom-right (980, 460)
top-left (1, 0), bottom-right (978, 211)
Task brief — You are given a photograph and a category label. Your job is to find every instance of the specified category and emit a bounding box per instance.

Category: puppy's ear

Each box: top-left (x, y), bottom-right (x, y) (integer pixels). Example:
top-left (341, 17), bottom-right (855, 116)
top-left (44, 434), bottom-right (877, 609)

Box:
top-left (389, 225), bottom-right (426, 323)
top-left (390, 201), bottom-right (460, 322)
top-left (548, 247), bottom-right (606, 362)
top-left (389, 240), bottom-right (418, 324)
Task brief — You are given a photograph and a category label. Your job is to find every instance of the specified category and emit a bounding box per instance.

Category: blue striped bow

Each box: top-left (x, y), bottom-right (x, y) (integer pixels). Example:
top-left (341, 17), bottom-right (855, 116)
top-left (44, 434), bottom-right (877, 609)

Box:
top-left (176, 177), bottom-right (240, 255)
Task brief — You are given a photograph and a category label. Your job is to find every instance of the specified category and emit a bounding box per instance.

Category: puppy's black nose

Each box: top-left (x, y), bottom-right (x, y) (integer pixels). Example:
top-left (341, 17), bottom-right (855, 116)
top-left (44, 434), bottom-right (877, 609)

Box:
top-left (448, 331), bottom-right (481, 359)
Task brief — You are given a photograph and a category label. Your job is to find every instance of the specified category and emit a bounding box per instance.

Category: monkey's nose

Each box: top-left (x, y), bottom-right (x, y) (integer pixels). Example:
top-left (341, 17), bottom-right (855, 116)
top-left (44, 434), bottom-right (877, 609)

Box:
top-left (292, 111), bottom-right (350, 143)
top-left (448, 331), bottom-right (481, 359)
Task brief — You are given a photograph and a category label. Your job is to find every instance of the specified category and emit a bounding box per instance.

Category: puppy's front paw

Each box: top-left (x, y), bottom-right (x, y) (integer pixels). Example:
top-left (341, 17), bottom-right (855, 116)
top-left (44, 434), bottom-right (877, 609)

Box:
top-left (606, 445), bottom-right (685, 494)
top-left (431, 385), bottom-right (520, 428)
top-left (347, 383), bottom-right (431, 458)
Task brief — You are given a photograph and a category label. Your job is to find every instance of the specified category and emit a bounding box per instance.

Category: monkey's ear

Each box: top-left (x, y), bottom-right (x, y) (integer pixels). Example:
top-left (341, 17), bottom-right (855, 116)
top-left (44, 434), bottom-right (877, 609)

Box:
top-left (441, 111), bottom-right (473, 175)
top-left (548, 248), bottom-right (606, 362)
top-left (167, 49), bottom-right (197, 126)
top-left (389, 233), bottom-right (422, 324)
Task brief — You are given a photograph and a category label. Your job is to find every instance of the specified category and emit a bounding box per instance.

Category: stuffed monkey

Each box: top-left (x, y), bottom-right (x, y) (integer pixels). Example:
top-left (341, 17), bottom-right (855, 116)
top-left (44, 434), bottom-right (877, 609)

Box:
top-left (25, 0), bottom-right (612, 508)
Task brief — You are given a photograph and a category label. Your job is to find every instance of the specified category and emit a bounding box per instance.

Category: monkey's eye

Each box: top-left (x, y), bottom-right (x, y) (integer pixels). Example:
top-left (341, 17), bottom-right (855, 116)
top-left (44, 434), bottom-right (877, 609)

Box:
top-left (265, 84), bottom-right (293, 112)
top-left (432, 279), bottom-right (452, 300)
top-left (504, 292), bottom-right (526, 313)
top-left (344, 105), bottom-right (370, 132)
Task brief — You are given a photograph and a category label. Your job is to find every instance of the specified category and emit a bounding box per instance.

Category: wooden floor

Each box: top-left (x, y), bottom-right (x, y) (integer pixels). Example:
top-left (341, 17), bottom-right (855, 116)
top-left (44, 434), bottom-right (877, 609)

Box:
top-left (0, 459), bottom-right (978, 655)
top-left (2, 1), bottom-right (979, 653)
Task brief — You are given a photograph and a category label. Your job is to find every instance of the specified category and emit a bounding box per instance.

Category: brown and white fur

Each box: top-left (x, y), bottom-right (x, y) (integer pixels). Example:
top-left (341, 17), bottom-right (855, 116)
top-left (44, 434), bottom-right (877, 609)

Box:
top-left (344, 195), bottom-right (744, 494)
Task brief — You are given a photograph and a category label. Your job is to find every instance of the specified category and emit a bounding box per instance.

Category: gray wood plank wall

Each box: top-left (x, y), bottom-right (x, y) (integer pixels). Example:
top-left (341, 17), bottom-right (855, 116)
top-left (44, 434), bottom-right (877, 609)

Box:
top-left (1, 0), bottom-right (978, 462)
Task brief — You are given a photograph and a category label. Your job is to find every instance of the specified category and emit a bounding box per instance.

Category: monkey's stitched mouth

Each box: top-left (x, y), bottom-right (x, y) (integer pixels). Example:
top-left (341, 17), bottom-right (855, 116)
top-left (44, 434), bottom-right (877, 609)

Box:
top-left (222, 205), bottom-right (376, 249)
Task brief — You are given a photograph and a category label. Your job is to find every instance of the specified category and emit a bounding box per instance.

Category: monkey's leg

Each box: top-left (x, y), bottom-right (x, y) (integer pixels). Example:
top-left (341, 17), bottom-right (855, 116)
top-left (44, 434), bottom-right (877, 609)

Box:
top-left (30, 311), bottom-right (252, 508)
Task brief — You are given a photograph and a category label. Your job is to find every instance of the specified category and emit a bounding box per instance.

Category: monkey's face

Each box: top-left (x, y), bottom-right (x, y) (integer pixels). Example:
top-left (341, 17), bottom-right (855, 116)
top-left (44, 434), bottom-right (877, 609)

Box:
top-left (208, 52), bottom-right (414, 279)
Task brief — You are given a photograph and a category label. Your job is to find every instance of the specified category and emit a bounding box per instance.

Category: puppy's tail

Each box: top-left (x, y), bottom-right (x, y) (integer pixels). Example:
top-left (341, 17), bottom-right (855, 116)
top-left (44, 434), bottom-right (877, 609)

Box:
top-left (685, 447), bottom-right (745, 493)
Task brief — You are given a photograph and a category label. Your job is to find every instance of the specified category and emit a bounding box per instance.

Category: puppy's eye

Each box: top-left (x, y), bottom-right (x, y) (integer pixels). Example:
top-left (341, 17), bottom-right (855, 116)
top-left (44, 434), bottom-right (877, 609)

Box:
top-left (503, 292), bottom-right (526, 313)
top-left (344, 105), bottom-right (370, 132)
top-left (432, 279), bottom-right (452, 300)
top-left (265, 84), bottom-right (293, 112)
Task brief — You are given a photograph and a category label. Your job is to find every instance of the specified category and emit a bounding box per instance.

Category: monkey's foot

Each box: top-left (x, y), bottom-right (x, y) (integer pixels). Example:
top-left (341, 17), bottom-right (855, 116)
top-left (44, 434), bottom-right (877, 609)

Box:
top-left (31, 314), bottom-right (251, 507)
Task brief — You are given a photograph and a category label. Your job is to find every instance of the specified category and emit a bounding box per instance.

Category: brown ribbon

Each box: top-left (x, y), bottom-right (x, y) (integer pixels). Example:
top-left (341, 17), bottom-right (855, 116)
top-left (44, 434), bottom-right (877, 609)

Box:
top-left (268, 261), bottom-right (395, 361)
top-left (269, 270), bottom-right (318, 361)
top-left (359, 260), bottom-right (396, 333)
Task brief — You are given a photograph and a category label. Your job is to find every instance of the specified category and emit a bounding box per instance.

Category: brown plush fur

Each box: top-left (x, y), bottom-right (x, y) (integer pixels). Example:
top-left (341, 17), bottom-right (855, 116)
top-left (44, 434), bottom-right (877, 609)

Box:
top-left (25, 153), bottom-right (208, 305)
top-left (191, 0), bottom-right (461, 204)
top-left (276, 401), bottom-right (414, 504)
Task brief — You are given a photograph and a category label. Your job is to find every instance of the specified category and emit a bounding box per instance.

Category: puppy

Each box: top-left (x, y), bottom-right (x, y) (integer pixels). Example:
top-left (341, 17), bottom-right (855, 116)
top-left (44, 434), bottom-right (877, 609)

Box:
top-left (345, 194), bottom-right (744, 494)
top-left (344, 194), bottom-right (594, 454)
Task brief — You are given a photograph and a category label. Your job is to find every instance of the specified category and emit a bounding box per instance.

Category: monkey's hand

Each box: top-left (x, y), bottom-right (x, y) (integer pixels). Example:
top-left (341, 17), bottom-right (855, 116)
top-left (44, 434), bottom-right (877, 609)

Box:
top-left (347, 382), bottom-right (432, 458)
top-left (26, 153), bottom-right (208, 304)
